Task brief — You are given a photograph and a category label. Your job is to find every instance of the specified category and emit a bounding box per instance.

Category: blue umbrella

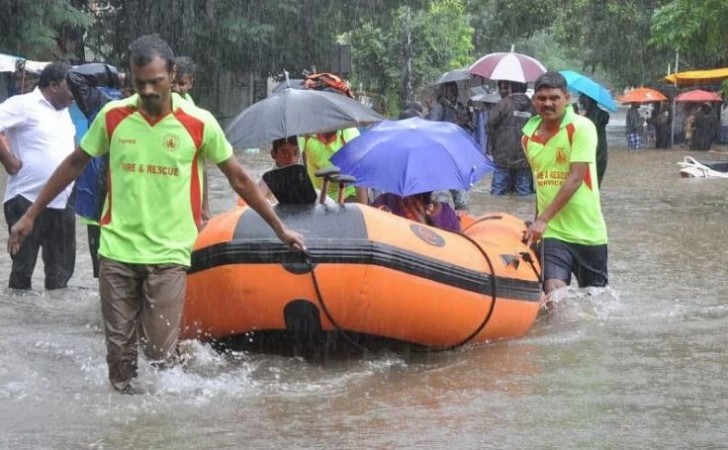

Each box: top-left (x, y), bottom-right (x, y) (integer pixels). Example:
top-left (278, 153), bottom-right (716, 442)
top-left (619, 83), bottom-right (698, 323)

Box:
top-left (559, 70), bottom-right (617, 112)
top-left (330, 117), bottom-right (494, 197)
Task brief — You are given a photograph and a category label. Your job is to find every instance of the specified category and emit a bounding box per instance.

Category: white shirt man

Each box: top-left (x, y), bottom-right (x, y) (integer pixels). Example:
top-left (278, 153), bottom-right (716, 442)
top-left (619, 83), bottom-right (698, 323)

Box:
top-left (0, 86), bottom-right (75, 208)
top-left (0, 62), bottom-right (76, 290)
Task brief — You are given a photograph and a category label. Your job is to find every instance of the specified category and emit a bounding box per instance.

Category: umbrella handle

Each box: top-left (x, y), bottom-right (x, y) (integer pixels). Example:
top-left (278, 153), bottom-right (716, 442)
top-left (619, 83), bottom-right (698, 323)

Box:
top-left (331, 174), bottom-right (356, 204)
top-left (319, 180), bottom-right (329, 204)
top-left (314, 167), bottom-right (342, 204)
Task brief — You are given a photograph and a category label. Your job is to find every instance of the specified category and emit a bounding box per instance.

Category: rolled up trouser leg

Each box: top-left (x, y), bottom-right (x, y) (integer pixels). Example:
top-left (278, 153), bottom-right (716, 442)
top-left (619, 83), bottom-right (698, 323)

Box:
top-left (139, 263), bottom-right (186, 365)
top-left (99, 257), bottom-right (143, 392)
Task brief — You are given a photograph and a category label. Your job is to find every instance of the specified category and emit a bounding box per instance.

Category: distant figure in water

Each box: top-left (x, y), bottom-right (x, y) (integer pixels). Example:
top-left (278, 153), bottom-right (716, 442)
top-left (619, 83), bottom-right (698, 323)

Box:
top-left (372, 191), bottom-right (461, 232)
top-left (690, 102), bottom-right (718, 151)
top-left (625, 103), bottom-right (644, 149)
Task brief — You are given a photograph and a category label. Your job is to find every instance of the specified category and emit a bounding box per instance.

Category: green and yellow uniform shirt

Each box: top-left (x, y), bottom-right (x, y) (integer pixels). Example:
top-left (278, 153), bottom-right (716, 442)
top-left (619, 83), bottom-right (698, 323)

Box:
top-left (521, 105), bottom-right (607, 245)
top-left (301, 128), bottom-right (360, 200)
top-left (80, 93), bottom-right (233, 266)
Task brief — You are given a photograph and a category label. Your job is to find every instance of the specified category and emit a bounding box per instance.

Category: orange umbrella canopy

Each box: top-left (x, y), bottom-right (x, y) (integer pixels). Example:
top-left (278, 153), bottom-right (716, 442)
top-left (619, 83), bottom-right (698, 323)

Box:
top-left (675, 89), bottom-right (722, 102)
top-left (619, 87), bottom-right (667, 103)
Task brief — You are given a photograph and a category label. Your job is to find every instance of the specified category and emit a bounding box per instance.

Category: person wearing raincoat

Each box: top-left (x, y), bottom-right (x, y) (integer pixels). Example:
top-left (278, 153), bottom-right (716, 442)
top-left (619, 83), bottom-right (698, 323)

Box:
top-left (66, 63), bottom-right (124, 278)
top-left (487, 81), bottom-right (535, 195)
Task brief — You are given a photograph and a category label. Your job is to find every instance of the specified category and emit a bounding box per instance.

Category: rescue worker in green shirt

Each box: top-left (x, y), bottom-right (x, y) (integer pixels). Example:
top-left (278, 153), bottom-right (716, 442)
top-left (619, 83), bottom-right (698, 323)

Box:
top-left (521, 71), bottom-right (608, 296)
top-left (8, 35), bottom-right (305, 394)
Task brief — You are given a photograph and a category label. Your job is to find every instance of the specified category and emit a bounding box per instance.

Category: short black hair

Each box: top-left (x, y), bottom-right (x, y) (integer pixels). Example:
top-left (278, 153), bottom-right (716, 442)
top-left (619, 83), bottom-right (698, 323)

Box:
top-left (38, 61), bottom-right (71, 88)
top-left (128, 34), bottom-right (175, 72)
top-left (441, 81), bottom-right (458, 95)
top-left (511, 81), bottom-right (528, 93)
top-left (534, 71), bottom-right (567, 92)
top-left (174, 56), bottom-right (196, 77)
top-left (272, 136), bottom-right (298, 152)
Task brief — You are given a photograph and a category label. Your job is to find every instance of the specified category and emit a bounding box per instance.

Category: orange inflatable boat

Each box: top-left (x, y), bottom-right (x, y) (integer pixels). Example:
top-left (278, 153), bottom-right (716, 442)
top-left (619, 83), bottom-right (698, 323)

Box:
top-left (182, 204), bottom-right (542, 352)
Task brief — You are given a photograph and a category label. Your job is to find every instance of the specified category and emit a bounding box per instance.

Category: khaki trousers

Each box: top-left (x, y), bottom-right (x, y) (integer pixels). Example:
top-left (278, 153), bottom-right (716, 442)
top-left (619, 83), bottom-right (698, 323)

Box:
top-left (99, 257), bottom-right (186, 391)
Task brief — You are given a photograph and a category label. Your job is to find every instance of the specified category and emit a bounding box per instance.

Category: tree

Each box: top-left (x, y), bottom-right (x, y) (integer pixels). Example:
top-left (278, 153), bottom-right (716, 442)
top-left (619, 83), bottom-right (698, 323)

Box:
top-left (0, 0), bottom-right (91, 60)
top-left (550, 0), bottom-right (675, 87)
top-left (348, 0), bottom-right (473, 114)
top-left (650, 0), bottom-right (728, 69)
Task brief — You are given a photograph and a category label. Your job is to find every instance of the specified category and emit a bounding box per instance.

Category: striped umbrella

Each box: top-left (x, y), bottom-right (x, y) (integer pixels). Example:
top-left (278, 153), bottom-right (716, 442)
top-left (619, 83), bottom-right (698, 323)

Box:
top-left (468, 51), bottom-right (547, 83)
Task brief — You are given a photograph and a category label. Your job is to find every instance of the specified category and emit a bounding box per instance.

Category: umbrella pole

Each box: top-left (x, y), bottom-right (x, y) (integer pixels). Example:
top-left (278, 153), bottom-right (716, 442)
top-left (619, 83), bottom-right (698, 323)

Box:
top-left (670, 98), bottom-right (676, 148)
top-left (319, 180), bottom-right (329, 204)
top-left (332, 175), bottom-right (356, 204)
top-left (314, 167), bottom-right (342, 205)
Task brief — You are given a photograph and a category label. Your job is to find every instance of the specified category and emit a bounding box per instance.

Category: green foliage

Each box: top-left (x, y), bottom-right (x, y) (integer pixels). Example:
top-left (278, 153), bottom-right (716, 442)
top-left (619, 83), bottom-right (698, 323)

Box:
top-left (468, 0), bottom-right (557, 55)
top-left (5, 0), bottom-right (725, 109)
top-left (348, 0), bottom-right (473, 115)
top-left (650, 0), bottom-right (728, 68)
top-left (0, 0), bottom-right (91, 60)
top-left (480, 0), bottom-right (657, 86)
top-left (550, 0), bottom-right (674, 87)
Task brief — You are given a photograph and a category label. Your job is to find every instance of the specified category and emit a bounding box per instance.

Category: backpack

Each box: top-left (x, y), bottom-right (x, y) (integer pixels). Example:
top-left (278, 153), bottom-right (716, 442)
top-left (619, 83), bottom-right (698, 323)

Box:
top-left (304, 72), bottom-right (354, 98)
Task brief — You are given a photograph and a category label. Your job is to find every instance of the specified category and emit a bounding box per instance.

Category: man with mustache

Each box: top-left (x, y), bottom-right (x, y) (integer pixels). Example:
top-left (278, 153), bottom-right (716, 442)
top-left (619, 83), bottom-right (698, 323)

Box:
top-left (521, 71), bottom-right (608, 297)
top-left (8, 35), bottom-right (305, 393)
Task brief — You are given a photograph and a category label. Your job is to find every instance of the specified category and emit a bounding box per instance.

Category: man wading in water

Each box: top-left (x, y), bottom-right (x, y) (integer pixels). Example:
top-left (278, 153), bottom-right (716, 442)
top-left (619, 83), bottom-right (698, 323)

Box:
top-left (521, 71), bottom-right (608, 298)
top-left (8, 35), bottom-right (305, 393)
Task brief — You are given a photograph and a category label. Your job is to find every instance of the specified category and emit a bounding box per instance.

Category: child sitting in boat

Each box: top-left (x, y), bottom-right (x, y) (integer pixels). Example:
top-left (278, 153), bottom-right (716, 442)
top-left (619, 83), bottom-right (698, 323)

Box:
top-left (239, 136), bottom-right (334, 206)
top-left (372, 191), bottom-right (461, 232)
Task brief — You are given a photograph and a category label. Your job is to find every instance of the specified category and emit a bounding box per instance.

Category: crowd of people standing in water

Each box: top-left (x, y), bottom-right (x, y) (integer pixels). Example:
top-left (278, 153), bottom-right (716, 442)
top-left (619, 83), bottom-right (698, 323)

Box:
top-left (626, 98), bottom-right (727, 152)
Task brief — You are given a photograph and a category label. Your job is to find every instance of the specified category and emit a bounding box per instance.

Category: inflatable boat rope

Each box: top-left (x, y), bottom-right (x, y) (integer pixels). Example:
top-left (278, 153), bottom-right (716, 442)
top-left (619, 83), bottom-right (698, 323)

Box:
top-left (303, 228), bottom-right (499, 351)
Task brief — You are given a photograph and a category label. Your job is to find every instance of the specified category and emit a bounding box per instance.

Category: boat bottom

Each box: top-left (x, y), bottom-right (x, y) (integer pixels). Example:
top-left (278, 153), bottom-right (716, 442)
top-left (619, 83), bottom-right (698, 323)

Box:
top-left (210, 330), bottom-right (432, 359)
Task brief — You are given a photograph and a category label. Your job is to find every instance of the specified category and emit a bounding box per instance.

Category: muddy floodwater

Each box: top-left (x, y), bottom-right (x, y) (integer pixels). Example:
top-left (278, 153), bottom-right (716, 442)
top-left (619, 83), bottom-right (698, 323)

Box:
top-left (1, 120), bottom-right (727, 448)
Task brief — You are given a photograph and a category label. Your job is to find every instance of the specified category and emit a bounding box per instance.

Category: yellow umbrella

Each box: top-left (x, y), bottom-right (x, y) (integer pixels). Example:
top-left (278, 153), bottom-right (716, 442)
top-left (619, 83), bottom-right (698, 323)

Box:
top-left (663, 67), bottom-right (728, 86)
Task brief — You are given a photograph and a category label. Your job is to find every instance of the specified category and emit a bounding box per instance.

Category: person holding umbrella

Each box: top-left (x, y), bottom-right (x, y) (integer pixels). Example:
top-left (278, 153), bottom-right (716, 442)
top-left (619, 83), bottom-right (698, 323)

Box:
top-left (626, 103), bottom-right (645, 149)
top-left (372, 191), bottom-right (460, 232)
top-left (487, 80), bottom-right (535, 196)
top-left (522, 71), bottom-right (608, 296)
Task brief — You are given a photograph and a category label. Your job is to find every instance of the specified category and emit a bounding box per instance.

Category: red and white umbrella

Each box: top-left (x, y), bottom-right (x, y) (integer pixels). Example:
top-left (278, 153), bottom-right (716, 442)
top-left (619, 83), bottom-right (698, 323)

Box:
top-left (468, 51), bottom-right (547, 83)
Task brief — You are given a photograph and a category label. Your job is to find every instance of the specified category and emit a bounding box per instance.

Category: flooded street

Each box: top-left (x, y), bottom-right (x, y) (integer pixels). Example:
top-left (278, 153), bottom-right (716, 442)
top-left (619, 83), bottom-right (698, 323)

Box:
top-left (1, 128), bottom-right (727, 448)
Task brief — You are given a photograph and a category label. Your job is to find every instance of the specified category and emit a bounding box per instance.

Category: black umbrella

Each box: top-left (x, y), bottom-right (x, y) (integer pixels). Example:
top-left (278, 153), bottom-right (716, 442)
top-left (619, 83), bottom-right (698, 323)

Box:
top-left (225, 89), bottom-right (384, 149)
top-left (433, 68), bottom-right (472, 85)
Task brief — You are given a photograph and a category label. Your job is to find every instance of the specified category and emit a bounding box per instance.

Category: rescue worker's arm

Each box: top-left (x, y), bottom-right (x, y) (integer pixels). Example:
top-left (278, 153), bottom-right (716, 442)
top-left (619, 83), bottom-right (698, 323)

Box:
top-left (524, 162), bottom-right (588, 245)
top-left (8, 147), bottom-right (91, 253)
top-left (217, 156), bottom-right (305, 251)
